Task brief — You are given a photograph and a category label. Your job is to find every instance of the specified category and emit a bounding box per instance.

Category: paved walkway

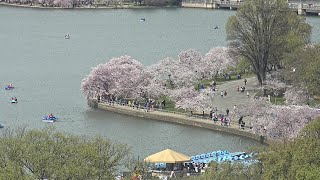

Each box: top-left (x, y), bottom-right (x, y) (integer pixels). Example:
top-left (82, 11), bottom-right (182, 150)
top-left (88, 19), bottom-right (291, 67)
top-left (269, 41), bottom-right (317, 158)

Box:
top-left (96, 77), bottom-right (272, 143)
top-left (98, 102), bottom-right (270, 143)
top-left (208, 77), bottom-right (257, 114)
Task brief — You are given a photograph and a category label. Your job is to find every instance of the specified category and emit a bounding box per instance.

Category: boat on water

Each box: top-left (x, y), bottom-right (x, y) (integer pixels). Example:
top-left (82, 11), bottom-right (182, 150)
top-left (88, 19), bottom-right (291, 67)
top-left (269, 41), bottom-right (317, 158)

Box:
top-left (42, 116), bottom-right (57, 123)
top-left (0, 124), bottom-right (4, 128)
top-left (140, 17), bottom-right (146, 22)
top-left (5, 86), bottom-right (14, 90)
top-left (65, 34), bottom-right (70, 39)
top-left (11, 99), bottom-right (18, 104)
top-left (214, 25), bottom-right (219, 29)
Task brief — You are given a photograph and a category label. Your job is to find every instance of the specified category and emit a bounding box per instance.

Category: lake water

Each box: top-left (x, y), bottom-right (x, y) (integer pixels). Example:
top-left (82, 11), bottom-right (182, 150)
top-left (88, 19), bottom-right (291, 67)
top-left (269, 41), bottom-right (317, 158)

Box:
top-left (0, 6), bottom-right (319, 157)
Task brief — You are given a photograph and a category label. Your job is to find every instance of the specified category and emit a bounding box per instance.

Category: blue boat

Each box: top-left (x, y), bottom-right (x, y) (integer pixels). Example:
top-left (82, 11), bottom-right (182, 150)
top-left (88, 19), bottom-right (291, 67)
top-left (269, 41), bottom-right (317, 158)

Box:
top-left (191, 150), bottom-right (251, 164)
top-left (5, 86), bottom-right (14, 90)
top-left (42, 116), bottom-right (58, 123)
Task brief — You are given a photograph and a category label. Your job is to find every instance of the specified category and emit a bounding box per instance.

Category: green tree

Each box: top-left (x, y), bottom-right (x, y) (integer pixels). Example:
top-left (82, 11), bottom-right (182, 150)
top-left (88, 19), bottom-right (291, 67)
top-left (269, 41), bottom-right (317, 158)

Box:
top-left (283, 44), bottom-right (320, 96)
top-left (200, 162), bottom-right (263, 180)
top-left (226, 0), bottom-right (311, 86)
top-left (0, 127), bottom-right (130, 179)
top-left (259, 118), bottom-right (320, 179)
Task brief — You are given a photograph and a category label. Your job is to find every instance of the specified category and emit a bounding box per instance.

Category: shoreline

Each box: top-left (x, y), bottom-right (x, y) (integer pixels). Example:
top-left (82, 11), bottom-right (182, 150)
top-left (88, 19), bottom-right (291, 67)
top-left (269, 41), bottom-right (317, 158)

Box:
top-left (96, 101), bottom-right (275, 145)
top-left (0, 2), bottom-right (178, 10)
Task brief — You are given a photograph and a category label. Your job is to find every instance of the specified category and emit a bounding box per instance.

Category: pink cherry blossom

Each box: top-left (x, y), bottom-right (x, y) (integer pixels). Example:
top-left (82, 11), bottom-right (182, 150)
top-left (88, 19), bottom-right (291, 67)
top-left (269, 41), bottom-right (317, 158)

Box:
top-left (81, 56), bottom-right (149, 99)
top-left (204, 47), bottom-right (237, 77)
top-left (284, 87), bottom-right (309, 105)
top-left (232, 99), bottom-right (320, 139)
top-left (175, 92), bottom-right (214, 112)
top-left (167, 86), bottom-right (199, 101)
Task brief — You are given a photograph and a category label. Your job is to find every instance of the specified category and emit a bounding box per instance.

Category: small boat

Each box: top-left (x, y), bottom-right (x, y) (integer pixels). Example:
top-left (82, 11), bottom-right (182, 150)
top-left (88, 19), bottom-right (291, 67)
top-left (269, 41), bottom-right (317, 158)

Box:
top-left (11, 99), bottom-right (18, 104)
top-left (214, 26), bottom-right (219, 29)
top-left (65, 34), bottom-right (70, 39)
top-left (5, 86), bottom-right (14, 90)
top-left (42, 116), bottom-right (57, 123)
top-left (0, 124), bottom-right (3, 128)
top-left (140, 17), bottom-right (146, 22)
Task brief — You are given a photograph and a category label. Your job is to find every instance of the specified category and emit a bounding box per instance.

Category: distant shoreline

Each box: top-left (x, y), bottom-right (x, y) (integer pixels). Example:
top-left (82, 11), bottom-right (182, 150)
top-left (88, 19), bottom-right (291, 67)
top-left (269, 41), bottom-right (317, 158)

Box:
top-left (0, 2), bottom-right (178, 10)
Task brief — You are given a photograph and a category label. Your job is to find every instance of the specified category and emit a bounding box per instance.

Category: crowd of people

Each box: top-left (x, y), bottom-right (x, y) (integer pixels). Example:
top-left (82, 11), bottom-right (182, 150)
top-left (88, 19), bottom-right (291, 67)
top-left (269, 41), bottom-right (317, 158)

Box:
top-left (95, 76), bottom-right (252, 131)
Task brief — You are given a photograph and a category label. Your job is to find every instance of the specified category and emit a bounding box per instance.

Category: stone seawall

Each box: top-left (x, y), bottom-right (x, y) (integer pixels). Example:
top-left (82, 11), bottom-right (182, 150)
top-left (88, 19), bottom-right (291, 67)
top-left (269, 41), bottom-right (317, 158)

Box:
top-left (98, 103), bottom-right (274, 145)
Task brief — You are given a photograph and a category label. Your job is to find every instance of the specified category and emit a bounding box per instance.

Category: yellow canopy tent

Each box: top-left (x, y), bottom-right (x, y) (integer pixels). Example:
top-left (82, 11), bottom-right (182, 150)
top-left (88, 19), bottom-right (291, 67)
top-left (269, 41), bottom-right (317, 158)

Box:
top-left (144, 149), bottom-right (191, 163)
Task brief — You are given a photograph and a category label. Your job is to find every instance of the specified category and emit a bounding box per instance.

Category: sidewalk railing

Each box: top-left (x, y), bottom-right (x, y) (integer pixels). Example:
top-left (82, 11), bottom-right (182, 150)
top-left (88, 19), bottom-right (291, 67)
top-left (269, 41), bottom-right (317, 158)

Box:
top-left (99, 99), bottom-right (245, 129)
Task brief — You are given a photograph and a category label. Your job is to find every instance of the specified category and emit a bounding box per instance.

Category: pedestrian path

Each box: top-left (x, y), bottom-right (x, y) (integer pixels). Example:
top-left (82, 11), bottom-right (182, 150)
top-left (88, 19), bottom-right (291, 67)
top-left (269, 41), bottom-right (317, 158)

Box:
top-left (209, 77), bottom-right (257, 114)
top-left (96, 77), bottom-right (272, 143)
top-left (97, 102), bottom-right (270, 143)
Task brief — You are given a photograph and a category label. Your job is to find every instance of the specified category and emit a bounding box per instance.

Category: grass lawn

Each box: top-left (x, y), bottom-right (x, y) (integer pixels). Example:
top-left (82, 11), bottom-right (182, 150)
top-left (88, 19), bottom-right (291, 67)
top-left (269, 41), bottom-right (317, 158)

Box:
top-left (270, 96), bottom-right (286, 105)
top-left (309, 98), bottom-right (320, 108)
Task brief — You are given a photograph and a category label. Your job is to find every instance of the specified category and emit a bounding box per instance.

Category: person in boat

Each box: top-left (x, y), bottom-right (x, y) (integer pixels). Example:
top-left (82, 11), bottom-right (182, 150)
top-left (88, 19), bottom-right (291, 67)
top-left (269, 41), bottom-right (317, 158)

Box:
top-left (8, 83), bottom-right (13, 88)
top-left (14, 97), bottom-right (17, 101)
top-left (48, 113), bottom-right (54, 118)
top-left (214, 25), bottom-right (219, 29)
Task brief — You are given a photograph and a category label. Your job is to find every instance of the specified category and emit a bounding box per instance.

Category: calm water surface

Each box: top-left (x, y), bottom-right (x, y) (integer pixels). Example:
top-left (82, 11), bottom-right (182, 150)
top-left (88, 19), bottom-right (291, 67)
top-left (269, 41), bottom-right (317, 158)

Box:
top-left (0, 6), bottom-right (319, 157)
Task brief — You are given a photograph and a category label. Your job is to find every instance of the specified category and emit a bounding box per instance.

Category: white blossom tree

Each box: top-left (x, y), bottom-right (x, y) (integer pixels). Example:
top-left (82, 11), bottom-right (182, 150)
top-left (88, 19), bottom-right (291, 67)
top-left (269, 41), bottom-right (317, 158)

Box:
top-left (167, 86), bottom-right (199, 102)
top-left (175, 92), bottom-right (214, 114)
top-left (204, 47), bottom-right (237, 77)
top-left (284, 87), bottom-right (309, 105)
top-left (81, 56), bottom-right (149, 99)
top-left (232, 99), bottom-right (320, 139)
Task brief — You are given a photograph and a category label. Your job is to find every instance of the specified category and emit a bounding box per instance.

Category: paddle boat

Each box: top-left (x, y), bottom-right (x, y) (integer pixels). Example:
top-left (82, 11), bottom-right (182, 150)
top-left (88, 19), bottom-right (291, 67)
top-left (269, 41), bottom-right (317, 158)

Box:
top-left (191, 150), bottom-right (252, 164)
top-left (11, 99), bottom-right (18, 104)
top-left (42, 115), bottom-right (58, 123)
top-left (65, 34), bottom-right (70, 39)
top-left (5, 84), bottom-right (14, 90)
top-left (140, 17), bottom-right (146, 22)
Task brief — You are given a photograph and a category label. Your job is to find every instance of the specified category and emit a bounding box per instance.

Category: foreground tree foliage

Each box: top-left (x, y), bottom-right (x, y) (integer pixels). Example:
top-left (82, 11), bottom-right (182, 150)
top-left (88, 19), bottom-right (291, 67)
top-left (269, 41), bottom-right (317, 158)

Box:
top-left (0, 127), bottom-right (130, 179)
top-left (199, 118), bottom-right (320, 180)
top-left (199, 162), bottom-right (263, 180)
top-left (283, 44), bottom-right (320, 96)
top-left (259, 117), bottom-right (320, 179)
top-left (226, 0), bottom-right (311, 85)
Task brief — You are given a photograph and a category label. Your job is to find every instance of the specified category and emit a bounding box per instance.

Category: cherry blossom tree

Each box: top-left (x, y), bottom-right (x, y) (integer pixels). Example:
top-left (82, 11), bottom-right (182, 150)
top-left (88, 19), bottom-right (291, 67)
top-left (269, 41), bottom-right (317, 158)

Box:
top-left (147, 48), bottom-right (236, 89)
top-left (284, 87), bottom-right (309, 105)
top-left (204, 47), bottom-right (237, 77)
top-left (53, 0), bottom-right (72, 7)
top-left (146, 55), bottom-right (201, 88)
top-left (167, 86), bottom-right (199, 102)
top-left (140, 79), bottom-right (168, 100)
top-left (232, 99), bottom-right (320, 139)
top-left (81, 56), bottom-right (149, 99)
top-left (175, 92), bottom-right (214, 113)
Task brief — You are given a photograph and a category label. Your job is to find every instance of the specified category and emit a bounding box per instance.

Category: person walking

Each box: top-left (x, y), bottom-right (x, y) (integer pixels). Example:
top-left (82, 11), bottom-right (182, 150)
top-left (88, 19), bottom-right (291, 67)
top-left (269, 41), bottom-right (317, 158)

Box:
top-left (226, 108), bottom-right (229, 116)
top-left (244, 78), bottom-right (247, 85)
top-left (170, 170), bottom-right (176, 179)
